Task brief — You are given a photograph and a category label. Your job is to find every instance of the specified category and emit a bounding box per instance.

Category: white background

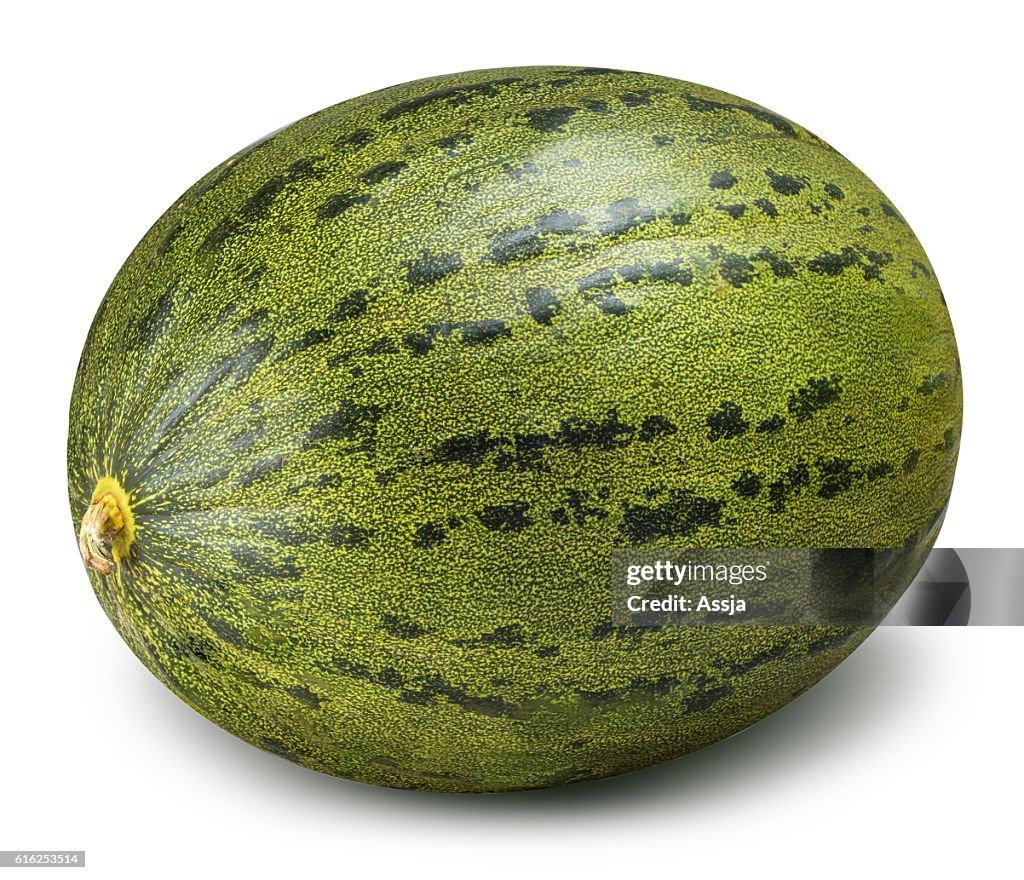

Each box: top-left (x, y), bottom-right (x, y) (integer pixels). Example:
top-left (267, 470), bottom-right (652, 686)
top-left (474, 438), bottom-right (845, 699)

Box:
top-left (2, 1), bottom-right (1021, 877)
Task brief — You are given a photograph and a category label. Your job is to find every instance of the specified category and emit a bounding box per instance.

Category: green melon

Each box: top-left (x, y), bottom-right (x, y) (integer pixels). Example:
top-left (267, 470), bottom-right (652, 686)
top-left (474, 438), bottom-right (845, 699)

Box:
top-left (68, 66), bottom-right (961, 792)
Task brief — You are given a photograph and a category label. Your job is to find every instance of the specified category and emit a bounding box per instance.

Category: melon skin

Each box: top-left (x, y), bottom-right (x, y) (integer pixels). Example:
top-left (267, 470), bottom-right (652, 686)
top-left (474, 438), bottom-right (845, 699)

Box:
top-left (68, 67), bottom-right (961, 792)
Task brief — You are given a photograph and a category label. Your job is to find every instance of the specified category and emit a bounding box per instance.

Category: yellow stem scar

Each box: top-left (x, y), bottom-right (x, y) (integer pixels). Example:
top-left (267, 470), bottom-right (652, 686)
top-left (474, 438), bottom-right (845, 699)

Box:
top-left (78, 476), bottom-right (135, 574)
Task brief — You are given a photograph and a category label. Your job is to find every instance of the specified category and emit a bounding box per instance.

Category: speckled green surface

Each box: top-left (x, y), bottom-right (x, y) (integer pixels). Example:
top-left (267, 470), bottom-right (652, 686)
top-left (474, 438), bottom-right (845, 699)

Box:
top-left (68, 66), bottom-right (961, 791)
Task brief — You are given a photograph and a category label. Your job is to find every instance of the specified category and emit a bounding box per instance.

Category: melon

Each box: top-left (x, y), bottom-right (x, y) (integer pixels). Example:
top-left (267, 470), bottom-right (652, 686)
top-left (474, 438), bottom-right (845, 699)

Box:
top-left (68, 66), bottom-right (961, 791)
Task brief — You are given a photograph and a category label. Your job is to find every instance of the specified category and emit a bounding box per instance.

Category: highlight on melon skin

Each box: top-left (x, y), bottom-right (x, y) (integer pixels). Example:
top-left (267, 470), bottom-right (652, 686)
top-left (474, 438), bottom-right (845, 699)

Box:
top-left (67, 66), bottom-right (961, 792)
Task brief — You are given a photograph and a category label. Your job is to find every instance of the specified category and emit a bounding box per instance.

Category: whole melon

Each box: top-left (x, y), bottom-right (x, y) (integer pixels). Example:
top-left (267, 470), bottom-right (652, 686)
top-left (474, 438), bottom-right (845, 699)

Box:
top-left (68, 66), bottom-right (961, 792)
